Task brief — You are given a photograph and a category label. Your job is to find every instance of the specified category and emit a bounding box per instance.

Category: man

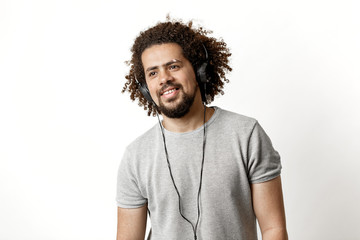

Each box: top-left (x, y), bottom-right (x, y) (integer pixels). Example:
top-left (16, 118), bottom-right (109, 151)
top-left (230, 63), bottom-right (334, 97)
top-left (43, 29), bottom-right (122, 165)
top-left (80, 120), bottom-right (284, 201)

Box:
top-left (117, 18), bottom-right (288, 240)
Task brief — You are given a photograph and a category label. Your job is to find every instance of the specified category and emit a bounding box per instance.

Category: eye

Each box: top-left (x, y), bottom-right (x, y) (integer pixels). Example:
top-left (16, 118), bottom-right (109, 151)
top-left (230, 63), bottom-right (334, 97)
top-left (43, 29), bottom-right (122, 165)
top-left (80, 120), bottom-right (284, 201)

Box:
top-left (148, 71), bottom-right (157, 77)
top-left (169, 65), bottom-right (180, 70)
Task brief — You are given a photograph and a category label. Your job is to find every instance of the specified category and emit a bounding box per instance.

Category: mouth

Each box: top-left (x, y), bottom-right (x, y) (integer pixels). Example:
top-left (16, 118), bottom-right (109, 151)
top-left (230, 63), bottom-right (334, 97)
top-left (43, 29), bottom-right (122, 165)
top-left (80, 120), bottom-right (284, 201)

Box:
top-left (160, 86), bottom-right (180, 99)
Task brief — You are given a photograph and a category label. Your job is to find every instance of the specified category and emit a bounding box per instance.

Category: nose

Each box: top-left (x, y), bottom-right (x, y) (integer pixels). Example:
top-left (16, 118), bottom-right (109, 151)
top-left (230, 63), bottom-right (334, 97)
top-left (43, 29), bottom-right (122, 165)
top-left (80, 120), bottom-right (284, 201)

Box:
top-left (159, 69), bottom-right (174, 85)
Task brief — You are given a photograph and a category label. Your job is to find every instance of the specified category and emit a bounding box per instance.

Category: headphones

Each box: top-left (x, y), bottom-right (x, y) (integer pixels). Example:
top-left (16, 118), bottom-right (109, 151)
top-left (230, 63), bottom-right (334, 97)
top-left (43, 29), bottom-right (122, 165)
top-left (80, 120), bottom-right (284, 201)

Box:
top-left (136, 43), bottom-right (209, 105)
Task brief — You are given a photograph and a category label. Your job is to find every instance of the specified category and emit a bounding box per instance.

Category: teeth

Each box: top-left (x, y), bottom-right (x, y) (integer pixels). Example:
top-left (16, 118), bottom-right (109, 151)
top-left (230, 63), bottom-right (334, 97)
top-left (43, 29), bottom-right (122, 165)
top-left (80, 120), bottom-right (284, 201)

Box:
top-left (163, 89), bottom-right (176, 95)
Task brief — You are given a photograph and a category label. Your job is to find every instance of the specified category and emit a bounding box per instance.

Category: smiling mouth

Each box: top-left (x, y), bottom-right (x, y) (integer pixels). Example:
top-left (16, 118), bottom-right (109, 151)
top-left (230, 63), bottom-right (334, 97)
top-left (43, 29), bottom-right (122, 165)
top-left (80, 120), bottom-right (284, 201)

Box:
top-left (161, 88), bottom-right (179, 96)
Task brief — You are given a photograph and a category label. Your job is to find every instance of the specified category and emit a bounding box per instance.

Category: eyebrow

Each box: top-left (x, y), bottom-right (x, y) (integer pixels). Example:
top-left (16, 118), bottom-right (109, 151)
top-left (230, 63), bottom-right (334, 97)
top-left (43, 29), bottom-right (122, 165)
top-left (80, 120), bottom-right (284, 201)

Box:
top-left (145, 59), bottom-right (182, 73)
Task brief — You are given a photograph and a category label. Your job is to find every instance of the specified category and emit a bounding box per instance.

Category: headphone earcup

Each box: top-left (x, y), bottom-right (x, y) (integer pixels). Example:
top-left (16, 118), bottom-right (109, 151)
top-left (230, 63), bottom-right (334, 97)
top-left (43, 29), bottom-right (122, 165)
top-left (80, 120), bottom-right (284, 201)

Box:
top-left (196, 62), bottom-right (208, 103)
top-left (197, 62), bottom-right (208, 83)
top-left (138, 81), bottom-right (154, 103)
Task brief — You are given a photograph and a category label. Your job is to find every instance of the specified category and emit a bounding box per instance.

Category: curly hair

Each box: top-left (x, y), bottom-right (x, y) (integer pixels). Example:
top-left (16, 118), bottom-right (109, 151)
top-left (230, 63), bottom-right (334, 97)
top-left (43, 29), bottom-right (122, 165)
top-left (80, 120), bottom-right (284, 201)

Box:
top-left (122, 17), bottom-right (232, 116)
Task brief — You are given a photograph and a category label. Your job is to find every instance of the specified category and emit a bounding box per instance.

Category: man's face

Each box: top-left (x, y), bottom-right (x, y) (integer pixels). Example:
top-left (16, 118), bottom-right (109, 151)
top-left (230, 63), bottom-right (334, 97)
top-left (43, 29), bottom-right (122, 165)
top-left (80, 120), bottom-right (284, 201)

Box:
top-left (141, 43), bottom-right (200, 118)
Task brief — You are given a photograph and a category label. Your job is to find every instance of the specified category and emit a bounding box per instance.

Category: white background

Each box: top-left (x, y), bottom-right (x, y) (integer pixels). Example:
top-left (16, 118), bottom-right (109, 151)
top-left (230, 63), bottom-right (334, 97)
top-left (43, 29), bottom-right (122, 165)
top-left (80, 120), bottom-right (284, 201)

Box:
top-left (1, 0), bottom-right (359, 239)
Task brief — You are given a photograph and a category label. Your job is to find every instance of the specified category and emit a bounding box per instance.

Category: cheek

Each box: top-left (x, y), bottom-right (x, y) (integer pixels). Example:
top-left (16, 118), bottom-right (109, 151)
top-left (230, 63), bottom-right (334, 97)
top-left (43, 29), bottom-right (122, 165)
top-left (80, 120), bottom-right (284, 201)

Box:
top-left (187, 74), bottom-right (198, 89)
top-left (188, 70), bottom-right (197, 85)
top-left (147, 82), bottom-right (160, 102)
top-left (180, 71), bottom-right (197, 86)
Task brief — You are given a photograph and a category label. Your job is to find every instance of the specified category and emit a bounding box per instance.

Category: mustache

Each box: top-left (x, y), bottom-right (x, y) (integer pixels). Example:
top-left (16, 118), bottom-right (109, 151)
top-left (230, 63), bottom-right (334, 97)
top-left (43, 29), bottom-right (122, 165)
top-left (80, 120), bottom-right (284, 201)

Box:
top-left (157, 83), bottom-right (182, 96)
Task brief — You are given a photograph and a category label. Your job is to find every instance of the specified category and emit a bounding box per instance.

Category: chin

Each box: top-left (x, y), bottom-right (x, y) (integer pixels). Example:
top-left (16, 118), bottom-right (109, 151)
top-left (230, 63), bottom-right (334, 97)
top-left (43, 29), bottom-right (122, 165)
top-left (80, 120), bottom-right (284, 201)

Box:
top-left (159, 97), bottom-right (194, 119)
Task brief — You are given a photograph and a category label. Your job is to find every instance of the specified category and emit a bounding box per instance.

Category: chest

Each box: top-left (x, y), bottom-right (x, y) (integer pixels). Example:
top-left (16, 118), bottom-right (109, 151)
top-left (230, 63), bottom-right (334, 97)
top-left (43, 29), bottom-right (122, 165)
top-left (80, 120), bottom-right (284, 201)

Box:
top-left (143, 133), bottom-right (250, 209)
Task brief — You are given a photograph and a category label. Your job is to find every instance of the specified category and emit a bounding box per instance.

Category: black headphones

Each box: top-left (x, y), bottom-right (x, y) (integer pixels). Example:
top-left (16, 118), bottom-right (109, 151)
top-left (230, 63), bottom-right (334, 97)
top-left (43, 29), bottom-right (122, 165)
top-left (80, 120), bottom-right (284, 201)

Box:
top-left (136, 43), bottom-right (209, 105)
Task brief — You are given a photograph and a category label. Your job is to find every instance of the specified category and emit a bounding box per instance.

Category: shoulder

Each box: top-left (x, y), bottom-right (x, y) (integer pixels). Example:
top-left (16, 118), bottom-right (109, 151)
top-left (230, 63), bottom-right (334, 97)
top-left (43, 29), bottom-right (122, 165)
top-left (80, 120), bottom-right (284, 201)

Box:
top-left (124, 123), bottom-right (161, 157)
top-left (214, 107), bottom-right (258, 132)
top-left (119, 123), bottom-right (161, 171)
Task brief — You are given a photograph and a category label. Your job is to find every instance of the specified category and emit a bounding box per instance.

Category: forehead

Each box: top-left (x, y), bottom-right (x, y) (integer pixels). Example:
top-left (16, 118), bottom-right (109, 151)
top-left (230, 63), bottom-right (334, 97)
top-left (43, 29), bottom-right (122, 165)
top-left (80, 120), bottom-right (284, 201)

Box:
top-left (141, 43), bottom-right (186, 69)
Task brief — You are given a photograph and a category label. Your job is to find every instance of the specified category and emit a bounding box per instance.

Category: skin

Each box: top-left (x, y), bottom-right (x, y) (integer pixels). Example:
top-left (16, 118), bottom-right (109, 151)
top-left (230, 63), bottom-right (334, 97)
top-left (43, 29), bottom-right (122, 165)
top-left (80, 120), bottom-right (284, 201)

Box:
top-left (116, 205), bottom-right (147, 240)
top-left (117, 43), bottom-right (288, 240)
top-left (252, 176), bottom-right (288, 240)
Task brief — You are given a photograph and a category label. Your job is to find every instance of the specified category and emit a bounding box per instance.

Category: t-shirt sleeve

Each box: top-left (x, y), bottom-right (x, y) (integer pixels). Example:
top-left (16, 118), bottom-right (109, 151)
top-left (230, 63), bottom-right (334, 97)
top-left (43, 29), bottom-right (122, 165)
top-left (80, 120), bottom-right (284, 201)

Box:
top-left (116, 148), bottom-right (147, 208)
top-left (247, 121), bottom-right (282, 183)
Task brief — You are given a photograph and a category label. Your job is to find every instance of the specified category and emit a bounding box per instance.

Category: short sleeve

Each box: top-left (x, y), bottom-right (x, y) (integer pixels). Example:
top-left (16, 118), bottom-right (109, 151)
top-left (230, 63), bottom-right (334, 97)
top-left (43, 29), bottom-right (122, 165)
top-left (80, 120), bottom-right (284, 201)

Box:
top-left (116, 148), bottom-right (147, 208)
top-left (247, 121), bottom-right (282, 183)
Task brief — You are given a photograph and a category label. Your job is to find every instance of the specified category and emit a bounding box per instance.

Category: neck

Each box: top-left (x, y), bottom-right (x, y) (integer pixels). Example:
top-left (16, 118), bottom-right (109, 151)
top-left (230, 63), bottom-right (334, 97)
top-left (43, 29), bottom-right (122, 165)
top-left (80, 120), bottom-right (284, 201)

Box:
top-left (162, 100), bottom-right (215, 133)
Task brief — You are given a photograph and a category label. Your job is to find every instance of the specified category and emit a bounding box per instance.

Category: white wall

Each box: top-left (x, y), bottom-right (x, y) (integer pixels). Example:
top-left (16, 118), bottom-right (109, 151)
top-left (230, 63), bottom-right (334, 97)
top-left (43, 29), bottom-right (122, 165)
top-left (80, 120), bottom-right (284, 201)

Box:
top-left (1, 0), bottom-right (359, 239)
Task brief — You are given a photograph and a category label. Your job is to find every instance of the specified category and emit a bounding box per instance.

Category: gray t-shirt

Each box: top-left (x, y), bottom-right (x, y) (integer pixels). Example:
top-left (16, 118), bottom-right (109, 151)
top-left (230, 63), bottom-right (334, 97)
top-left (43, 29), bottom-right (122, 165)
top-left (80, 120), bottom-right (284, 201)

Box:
top-left (116, 107), bottom-right (281, 240)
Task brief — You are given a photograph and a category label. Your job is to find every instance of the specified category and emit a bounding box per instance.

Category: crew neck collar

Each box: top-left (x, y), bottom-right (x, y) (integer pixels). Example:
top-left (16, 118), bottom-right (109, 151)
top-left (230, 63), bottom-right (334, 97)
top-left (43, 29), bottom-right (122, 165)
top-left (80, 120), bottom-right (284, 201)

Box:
top-left (160, 106), bottom-right (220, 136)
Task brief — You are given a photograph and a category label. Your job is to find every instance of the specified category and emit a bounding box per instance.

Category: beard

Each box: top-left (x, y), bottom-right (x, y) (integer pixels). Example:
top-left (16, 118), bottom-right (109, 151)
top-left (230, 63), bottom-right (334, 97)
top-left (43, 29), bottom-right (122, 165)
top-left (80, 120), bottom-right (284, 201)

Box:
top-left (157, 84), bottom-right (198, 119)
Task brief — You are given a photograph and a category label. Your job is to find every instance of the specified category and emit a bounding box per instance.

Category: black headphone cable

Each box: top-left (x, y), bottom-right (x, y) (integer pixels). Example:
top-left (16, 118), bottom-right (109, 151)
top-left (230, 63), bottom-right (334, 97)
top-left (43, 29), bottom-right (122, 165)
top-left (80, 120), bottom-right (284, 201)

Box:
top-left (156, 105), bottom-right (207, 240)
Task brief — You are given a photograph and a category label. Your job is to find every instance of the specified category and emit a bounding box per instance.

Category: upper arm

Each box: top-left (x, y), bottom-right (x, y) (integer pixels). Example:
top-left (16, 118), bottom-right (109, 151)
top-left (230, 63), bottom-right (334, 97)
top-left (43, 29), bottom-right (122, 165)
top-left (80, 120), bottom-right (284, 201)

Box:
top-left (117, 205), bottom-right (148, 240)
top-left (251, 176), bottom-right (288, 240)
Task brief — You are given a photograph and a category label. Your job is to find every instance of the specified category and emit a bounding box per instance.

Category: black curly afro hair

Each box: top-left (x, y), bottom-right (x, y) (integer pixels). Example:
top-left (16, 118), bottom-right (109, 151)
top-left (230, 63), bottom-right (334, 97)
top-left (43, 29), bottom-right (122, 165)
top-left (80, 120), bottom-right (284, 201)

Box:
top-left (122, 17), bottom-right (232, 116)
